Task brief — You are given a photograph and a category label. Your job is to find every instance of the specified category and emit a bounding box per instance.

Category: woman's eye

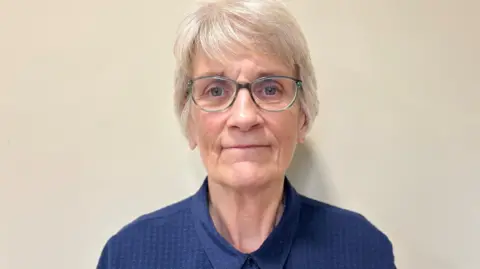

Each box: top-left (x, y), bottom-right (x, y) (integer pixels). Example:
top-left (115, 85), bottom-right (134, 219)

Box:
top-left (263, 86), bottom-right (278, 95)
top-left (208, 86), bottom-right (224, 96)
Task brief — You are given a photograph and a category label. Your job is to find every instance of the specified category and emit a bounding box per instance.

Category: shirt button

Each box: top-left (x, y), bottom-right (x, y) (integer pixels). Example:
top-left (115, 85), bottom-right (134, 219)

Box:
top-left (245, 256), bottom-right (256, 267)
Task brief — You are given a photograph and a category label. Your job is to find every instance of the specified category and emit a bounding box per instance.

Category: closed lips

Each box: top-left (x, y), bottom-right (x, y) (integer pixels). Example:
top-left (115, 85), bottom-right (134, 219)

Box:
top-left (223, 144), bottom-right (269, 149)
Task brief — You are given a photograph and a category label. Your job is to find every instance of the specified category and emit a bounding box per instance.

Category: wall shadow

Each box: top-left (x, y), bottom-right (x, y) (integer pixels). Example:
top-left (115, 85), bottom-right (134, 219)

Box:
top-left (286, 139), bottom-right (339, 205)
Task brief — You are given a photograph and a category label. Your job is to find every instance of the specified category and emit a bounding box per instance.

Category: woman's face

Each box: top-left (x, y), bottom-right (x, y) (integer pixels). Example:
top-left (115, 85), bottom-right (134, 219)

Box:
top-left (188, 50), bottom-right (307, 190)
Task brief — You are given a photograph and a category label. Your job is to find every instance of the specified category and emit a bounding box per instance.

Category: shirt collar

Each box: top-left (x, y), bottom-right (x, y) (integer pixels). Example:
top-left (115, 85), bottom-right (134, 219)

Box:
top-left (190, 177), bottom-right (301, 269)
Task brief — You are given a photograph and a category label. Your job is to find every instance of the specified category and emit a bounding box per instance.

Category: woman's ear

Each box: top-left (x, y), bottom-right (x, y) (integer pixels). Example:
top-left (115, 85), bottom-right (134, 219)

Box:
top-left (188, 138), bottom-right (197, 150)
top-left (297, 111), bottom-right (308, 144)
top-left (188, 134), bottom-right (197, 150)
top-left (186, 116), bottom-right (197, 150)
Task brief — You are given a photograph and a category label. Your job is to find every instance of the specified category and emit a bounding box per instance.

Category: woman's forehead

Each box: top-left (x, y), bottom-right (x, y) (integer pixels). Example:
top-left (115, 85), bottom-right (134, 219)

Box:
top-left (191, 49), bottom-right (294, 78)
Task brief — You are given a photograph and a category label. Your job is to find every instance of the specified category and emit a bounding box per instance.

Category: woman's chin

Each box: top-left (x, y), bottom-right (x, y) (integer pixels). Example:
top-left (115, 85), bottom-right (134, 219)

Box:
top-left (220, 162), bottom-right (275, 189)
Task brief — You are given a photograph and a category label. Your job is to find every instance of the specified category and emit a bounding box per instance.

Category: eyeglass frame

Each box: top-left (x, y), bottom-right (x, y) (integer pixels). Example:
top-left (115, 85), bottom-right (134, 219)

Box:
top-left (186, 75), bottom-right (303, 112)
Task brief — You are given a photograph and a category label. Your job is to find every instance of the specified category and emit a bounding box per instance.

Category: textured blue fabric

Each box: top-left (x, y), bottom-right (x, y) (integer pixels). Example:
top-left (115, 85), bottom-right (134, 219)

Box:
top-left (97, 178), bottom-right (396, 269)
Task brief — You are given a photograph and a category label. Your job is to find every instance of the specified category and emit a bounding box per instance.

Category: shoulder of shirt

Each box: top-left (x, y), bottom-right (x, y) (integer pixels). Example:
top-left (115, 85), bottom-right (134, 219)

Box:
top-left (107, 195), bottom-right (194, 241)
top-left (298, 194), bottom-right (392, 241)
top-left (298, 194), bottom-right (365, 220)
top-left (297, 194), bottom-right (396, 266)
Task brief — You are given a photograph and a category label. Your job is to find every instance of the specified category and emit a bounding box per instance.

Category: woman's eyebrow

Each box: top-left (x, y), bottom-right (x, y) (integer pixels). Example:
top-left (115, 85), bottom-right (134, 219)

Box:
top-left (193, 69), bottom-right (292, 80)
top-left (255, 69), bottom-right (293, 78)
top-left (193, 70), bottom-right (225, 77)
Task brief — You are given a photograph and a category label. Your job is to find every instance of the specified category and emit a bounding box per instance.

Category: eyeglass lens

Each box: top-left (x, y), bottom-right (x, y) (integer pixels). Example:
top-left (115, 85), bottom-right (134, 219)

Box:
top-left (190, 77), bottom-right (298, 111)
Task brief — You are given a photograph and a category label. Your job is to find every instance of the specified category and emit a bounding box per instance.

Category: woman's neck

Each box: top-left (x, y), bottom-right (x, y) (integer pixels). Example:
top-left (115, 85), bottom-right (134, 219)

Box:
top-left (207, 179), bottom-right (285, 253)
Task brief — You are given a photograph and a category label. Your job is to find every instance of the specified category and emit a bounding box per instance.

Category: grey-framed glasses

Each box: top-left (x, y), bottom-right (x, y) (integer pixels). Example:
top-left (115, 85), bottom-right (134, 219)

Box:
top-left (186, 75), bottom-right (302, 112)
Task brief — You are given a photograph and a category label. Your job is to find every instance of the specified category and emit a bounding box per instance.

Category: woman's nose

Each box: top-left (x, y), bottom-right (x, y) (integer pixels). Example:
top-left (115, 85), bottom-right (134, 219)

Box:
top-left (226, 89), bottom-right (262, 131)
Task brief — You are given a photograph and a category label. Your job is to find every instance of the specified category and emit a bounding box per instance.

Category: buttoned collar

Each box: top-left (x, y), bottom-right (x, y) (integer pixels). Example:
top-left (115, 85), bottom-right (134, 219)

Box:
top-left (190, 177), bottom-right (301, 269)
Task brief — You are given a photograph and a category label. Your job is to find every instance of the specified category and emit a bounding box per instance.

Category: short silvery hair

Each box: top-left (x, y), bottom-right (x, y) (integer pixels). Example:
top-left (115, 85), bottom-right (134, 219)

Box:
top-left (173, 0), bottom-right (319, 137)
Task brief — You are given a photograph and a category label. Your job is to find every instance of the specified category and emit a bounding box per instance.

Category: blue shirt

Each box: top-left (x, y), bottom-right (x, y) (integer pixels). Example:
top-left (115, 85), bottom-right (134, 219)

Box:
top-left (96, 178), bottom-right (396, 269)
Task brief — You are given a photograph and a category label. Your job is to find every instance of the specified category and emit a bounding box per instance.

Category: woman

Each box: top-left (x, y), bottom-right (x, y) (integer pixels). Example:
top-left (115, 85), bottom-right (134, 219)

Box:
top-left (97, 0), bottom-right (396, 268)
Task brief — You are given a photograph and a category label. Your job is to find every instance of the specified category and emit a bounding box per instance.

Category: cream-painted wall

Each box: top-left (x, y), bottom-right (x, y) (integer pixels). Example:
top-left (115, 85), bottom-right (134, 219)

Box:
top-left (1, 0), bottom-right (479, 268)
